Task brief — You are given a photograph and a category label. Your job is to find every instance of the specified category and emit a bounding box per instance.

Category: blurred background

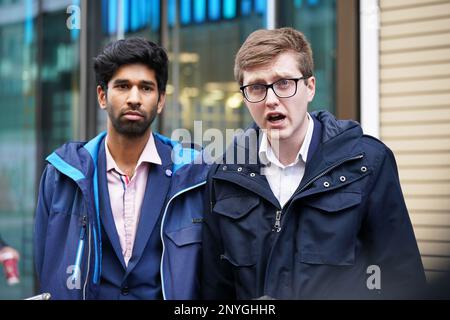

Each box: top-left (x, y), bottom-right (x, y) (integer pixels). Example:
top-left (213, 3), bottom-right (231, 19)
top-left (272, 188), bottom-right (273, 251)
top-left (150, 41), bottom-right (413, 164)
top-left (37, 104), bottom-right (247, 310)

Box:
top-left (0, 0), bottom-right (448, 299)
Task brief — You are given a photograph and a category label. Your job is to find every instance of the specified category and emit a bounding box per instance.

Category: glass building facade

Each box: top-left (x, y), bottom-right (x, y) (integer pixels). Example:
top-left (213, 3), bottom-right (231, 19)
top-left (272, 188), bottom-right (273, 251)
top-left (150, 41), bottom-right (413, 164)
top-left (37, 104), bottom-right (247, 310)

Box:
top-left (0, 0), bottom-right (81, 299)
top-left (0, 0), bottom-right (346, 299)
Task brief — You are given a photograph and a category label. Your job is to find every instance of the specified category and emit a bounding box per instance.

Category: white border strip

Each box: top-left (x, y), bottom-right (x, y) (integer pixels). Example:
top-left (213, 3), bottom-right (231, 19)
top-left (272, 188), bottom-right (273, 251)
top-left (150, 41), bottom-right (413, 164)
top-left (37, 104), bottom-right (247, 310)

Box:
top-left (117, 0), bottom-right (125, 39)
top-left (266, 0), bottom-right (276, 30)
top-left (360, 0), bottom-right (380, 138)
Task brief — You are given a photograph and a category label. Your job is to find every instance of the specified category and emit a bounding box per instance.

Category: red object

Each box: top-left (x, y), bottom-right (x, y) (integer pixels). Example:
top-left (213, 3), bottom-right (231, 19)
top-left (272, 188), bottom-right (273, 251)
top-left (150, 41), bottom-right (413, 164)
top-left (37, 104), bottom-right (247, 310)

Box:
top-left (1, 252), bottom-right (20, 285)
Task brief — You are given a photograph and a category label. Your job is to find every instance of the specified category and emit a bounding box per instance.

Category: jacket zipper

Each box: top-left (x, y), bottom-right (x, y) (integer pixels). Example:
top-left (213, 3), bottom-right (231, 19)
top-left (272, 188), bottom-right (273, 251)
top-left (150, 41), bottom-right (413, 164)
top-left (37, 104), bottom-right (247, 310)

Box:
top-left (272, 154), bottom-right (364, 232)
top-left (82, 221), bottom-right (91, 300)
top-left (73, 215), bottom-right (87, 289)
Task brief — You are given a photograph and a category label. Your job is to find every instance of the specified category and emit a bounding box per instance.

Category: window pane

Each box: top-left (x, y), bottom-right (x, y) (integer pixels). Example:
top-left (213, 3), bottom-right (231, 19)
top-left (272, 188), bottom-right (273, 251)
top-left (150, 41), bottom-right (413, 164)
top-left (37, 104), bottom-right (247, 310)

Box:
top-left (0, 0), bottom-right (36, 299)
top-left (0, 0), bottom-right (81, 299)
top-left (41, 5), bottom-right (80, 155)
top-left (278, 0), bottom-right (336, 114)
top-left (164, 0), bottom-right (268, 142)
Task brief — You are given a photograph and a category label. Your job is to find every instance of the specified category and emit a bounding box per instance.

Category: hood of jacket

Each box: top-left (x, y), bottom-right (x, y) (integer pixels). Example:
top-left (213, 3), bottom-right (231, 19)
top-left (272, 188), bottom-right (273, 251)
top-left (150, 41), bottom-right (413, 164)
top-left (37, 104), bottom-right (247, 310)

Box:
top-left (46, 131), bottom-right (205, 189)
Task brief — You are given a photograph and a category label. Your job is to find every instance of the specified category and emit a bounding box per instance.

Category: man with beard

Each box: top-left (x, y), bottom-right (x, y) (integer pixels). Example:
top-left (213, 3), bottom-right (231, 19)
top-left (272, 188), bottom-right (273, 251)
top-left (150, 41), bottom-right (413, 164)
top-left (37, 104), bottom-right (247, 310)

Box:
top-left (34, 38), bottom-right (208, 299)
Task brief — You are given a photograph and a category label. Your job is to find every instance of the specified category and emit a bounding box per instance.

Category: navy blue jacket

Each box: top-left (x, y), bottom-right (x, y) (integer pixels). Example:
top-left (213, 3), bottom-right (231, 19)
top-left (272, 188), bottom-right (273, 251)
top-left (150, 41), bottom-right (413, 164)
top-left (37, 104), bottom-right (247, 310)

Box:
top-left (202, 111), bottom-right (426, 299)
top-left (34, 132), bottom-right (209, 299)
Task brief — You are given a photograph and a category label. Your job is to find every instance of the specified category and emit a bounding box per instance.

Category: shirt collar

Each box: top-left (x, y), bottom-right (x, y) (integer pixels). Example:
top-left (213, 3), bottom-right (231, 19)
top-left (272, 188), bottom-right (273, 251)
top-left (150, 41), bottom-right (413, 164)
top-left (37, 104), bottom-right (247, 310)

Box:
top-left (259, 112), bottom-right (315, 169)
top-left (105, 133), bottom-right (162, 173)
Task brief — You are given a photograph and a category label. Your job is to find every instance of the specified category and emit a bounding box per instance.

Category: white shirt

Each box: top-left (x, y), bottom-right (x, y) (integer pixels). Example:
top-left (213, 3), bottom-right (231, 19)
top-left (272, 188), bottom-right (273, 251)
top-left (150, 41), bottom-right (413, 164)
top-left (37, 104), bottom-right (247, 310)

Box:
top-left (259, 113), bottom-right (315, 208)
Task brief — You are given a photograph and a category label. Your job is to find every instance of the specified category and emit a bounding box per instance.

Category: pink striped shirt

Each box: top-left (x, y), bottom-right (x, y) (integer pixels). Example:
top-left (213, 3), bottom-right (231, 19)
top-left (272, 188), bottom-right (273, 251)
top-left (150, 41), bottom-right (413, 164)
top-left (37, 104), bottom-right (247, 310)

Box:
top-left (105, 134), bottom-right (162, 266)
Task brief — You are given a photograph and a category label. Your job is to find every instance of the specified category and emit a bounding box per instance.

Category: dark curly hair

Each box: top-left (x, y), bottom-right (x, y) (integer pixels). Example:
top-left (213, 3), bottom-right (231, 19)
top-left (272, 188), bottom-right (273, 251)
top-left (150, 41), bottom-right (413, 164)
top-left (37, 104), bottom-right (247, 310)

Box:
top-left (93, 37), bottom-right (168, 94)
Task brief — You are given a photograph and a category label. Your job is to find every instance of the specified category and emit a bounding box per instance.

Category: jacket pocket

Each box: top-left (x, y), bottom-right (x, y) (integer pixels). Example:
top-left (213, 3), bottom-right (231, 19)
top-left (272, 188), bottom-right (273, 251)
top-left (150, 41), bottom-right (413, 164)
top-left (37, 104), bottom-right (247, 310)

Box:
top-left (297, 191), bottom-right (362, 266)
top-left (166, 224), bottom-right (202, 247)
top-left (220, 253), bottom-right (256, 267)
top-left (296, 251), bottom-right (355, 266)
top-left (213, 196), bottom-right (260, 219)
top-left (213, 196), bottom-right (260, 266)
top-left (303, 191), bottom-right (361, 213)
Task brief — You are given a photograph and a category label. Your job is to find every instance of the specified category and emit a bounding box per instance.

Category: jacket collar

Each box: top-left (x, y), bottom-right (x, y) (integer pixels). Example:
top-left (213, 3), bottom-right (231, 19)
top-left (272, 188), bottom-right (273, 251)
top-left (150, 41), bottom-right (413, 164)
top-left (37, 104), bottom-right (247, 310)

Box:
top-left (222, 111), bottom-right (362, 168)
top-left (302, 111), bottom-right (363, 182)
top-left (212, 111), bottom-right (363, 206)
top-left (46, 131), bottom-right (202, 185)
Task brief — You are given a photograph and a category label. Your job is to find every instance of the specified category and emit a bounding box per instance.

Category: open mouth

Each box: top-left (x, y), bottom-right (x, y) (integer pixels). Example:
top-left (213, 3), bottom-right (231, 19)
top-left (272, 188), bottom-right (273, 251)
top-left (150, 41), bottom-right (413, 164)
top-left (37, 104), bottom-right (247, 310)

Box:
top-left (267, 113), bottom-right (286, 123)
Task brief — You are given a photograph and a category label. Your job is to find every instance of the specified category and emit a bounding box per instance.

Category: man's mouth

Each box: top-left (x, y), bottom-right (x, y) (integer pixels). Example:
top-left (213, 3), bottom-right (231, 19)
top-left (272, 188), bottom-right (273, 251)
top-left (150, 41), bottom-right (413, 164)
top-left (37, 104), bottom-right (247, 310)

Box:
top-left (123, 111), bottom-right (144, 121)
top-left (267, 113), bottom-right (286, 123)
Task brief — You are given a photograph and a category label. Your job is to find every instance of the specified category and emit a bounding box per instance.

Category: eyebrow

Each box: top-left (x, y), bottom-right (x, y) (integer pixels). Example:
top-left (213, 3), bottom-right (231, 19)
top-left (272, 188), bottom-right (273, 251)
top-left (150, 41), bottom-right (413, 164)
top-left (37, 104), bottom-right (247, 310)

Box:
top-left (245, 78), bottom-right (267, 85)
top-left (245, 73), bottom-right (297, 85)
top-left (112, 79), bottom-right (156, 87)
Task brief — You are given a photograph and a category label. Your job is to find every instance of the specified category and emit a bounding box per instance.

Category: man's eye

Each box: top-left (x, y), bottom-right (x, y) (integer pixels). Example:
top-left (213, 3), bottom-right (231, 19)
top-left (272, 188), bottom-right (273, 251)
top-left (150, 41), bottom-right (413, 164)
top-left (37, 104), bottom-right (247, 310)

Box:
top-left (276, 79), bottom-right (290, 88)
top-left (248, 85), bottom-right (265, 93)
top-left (142, 86), bottom-right (152, 92)
top-left (117, 84), bottom-right (129, 89)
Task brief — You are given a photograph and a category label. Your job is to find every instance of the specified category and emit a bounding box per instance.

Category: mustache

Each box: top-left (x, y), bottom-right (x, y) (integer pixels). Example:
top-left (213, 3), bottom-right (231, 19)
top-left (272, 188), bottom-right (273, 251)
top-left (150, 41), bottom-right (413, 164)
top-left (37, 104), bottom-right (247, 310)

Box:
top-left (121, 109), bottom-right (145, 117)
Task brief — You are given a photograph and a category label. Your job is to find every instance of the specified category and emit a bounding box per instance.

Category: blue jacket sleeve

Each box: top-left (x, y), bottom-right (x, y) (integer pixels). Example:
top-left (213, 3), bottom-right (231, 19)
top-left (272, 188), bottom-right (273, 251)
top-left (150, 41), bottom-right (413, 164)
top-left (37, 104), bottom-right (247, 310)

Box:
top-left (33, 165), bottom-right (56, 280)
top-left (363, 146), bottom-right (427, 298)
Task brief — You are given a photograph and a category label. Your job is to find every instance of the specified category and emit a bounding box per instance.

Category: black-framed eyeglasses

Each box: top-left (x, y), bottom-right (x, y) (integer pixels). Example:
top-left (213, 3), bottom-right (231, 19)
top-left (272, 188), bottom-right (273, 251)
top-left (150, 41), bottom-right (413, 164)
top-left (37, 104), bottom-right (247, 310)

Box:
top-left (240, 76), bottom-right (310, 103)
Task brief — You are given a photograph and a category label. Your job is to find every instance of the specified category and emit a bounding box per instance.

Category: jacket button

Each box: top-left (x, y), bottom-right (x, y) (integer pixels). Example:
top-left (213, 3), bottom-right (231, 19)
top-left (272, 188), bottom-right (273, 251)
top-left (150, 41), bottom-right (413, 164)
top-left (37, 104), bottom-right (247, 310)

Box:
top-left (222, 166), bottom-right (227, 171)
top-left (361, 166), bottom-right (367, 173)
top-left (250, 173), bottom-right (256, 177)
top-left (323, 181), bottom-right (330, 188)
top-left (121, 286), bottom-right (129, 295)
top-left (237, 167), bottom-right (243, 172)
top-left (340, 176), bottom-right (346, 182)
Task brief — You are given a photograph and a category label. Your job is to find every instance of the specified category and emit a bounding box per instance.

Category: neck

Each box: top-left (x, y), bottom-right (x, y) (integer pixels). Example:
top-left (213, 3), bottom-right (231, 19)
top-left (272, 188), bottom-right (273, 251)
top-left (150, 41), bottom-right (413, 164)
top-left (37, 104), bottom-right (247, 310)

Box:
top-left (270, 138), bottom-right (302, 166)
top-left (106, 127), bottom-right (151, 177)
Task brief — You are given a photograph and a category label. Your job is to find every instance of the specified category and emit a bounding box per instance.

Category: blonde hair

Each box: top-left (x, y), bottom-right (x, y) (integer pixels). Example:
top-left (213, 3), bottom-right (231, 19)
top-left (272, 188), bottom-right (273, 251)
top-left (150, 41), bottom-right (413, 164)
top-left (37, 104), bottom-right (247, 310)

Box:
top-left (234, 27), bottom-right (314, 85)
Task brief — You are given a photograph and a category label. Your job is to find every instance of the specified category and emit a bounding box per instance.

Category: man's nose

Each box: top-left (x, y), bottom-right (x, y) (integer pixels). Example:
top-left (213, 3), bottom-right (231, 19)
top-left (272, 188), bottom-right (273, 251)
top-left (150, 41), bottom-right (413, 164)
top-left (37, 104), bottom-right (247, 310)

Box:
top-left (127, 86), bottom-right (141, 106)
top-left (264, 87), bottom-right (280, 108)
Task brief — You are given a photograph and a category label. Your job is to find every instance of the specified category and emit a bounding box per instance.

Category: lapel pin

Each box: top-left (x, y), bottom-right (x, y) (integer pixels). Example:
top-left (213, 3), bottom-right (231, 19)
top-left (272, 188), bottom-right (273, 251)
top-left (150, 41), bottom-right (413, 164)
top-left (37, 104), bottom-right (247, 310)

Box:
top-left (165, 169), bottom-right (173, 177)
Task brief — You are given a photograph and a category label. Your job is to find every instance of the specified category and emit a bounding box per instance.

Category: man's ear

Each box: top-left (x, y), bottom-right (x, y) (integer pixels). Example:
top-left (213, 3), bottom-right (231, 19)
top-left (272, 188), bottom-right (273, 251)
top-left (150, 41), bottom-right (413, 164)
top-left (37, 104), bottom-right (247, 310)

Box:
top-left (97, 85), bottom-right (107, 110)
top-left (157, 92), bottom-right (166, 114)
top-left (307, 76), bottom-right (316, 102)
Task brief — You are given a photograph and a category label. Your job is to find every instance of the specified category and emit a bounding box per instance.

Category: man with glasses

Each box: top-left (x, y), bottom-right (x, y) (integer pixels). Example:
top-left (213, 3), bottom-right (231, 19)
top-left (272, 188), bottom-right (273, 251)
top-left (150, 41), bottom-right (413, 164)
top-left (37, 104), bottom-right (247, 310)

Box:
top-left (201, 28), bottom-right (426, 299)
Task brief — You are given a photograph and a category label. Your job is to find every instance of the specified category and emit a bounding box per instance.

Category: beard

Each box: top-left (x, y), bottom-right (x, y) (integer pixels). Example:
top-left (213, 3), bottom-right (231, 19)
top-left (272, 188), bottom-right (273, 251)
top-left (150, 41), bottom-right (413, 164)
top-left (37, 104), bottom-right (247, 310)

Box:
top-left (107, 102), bottom-right (159, 138)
